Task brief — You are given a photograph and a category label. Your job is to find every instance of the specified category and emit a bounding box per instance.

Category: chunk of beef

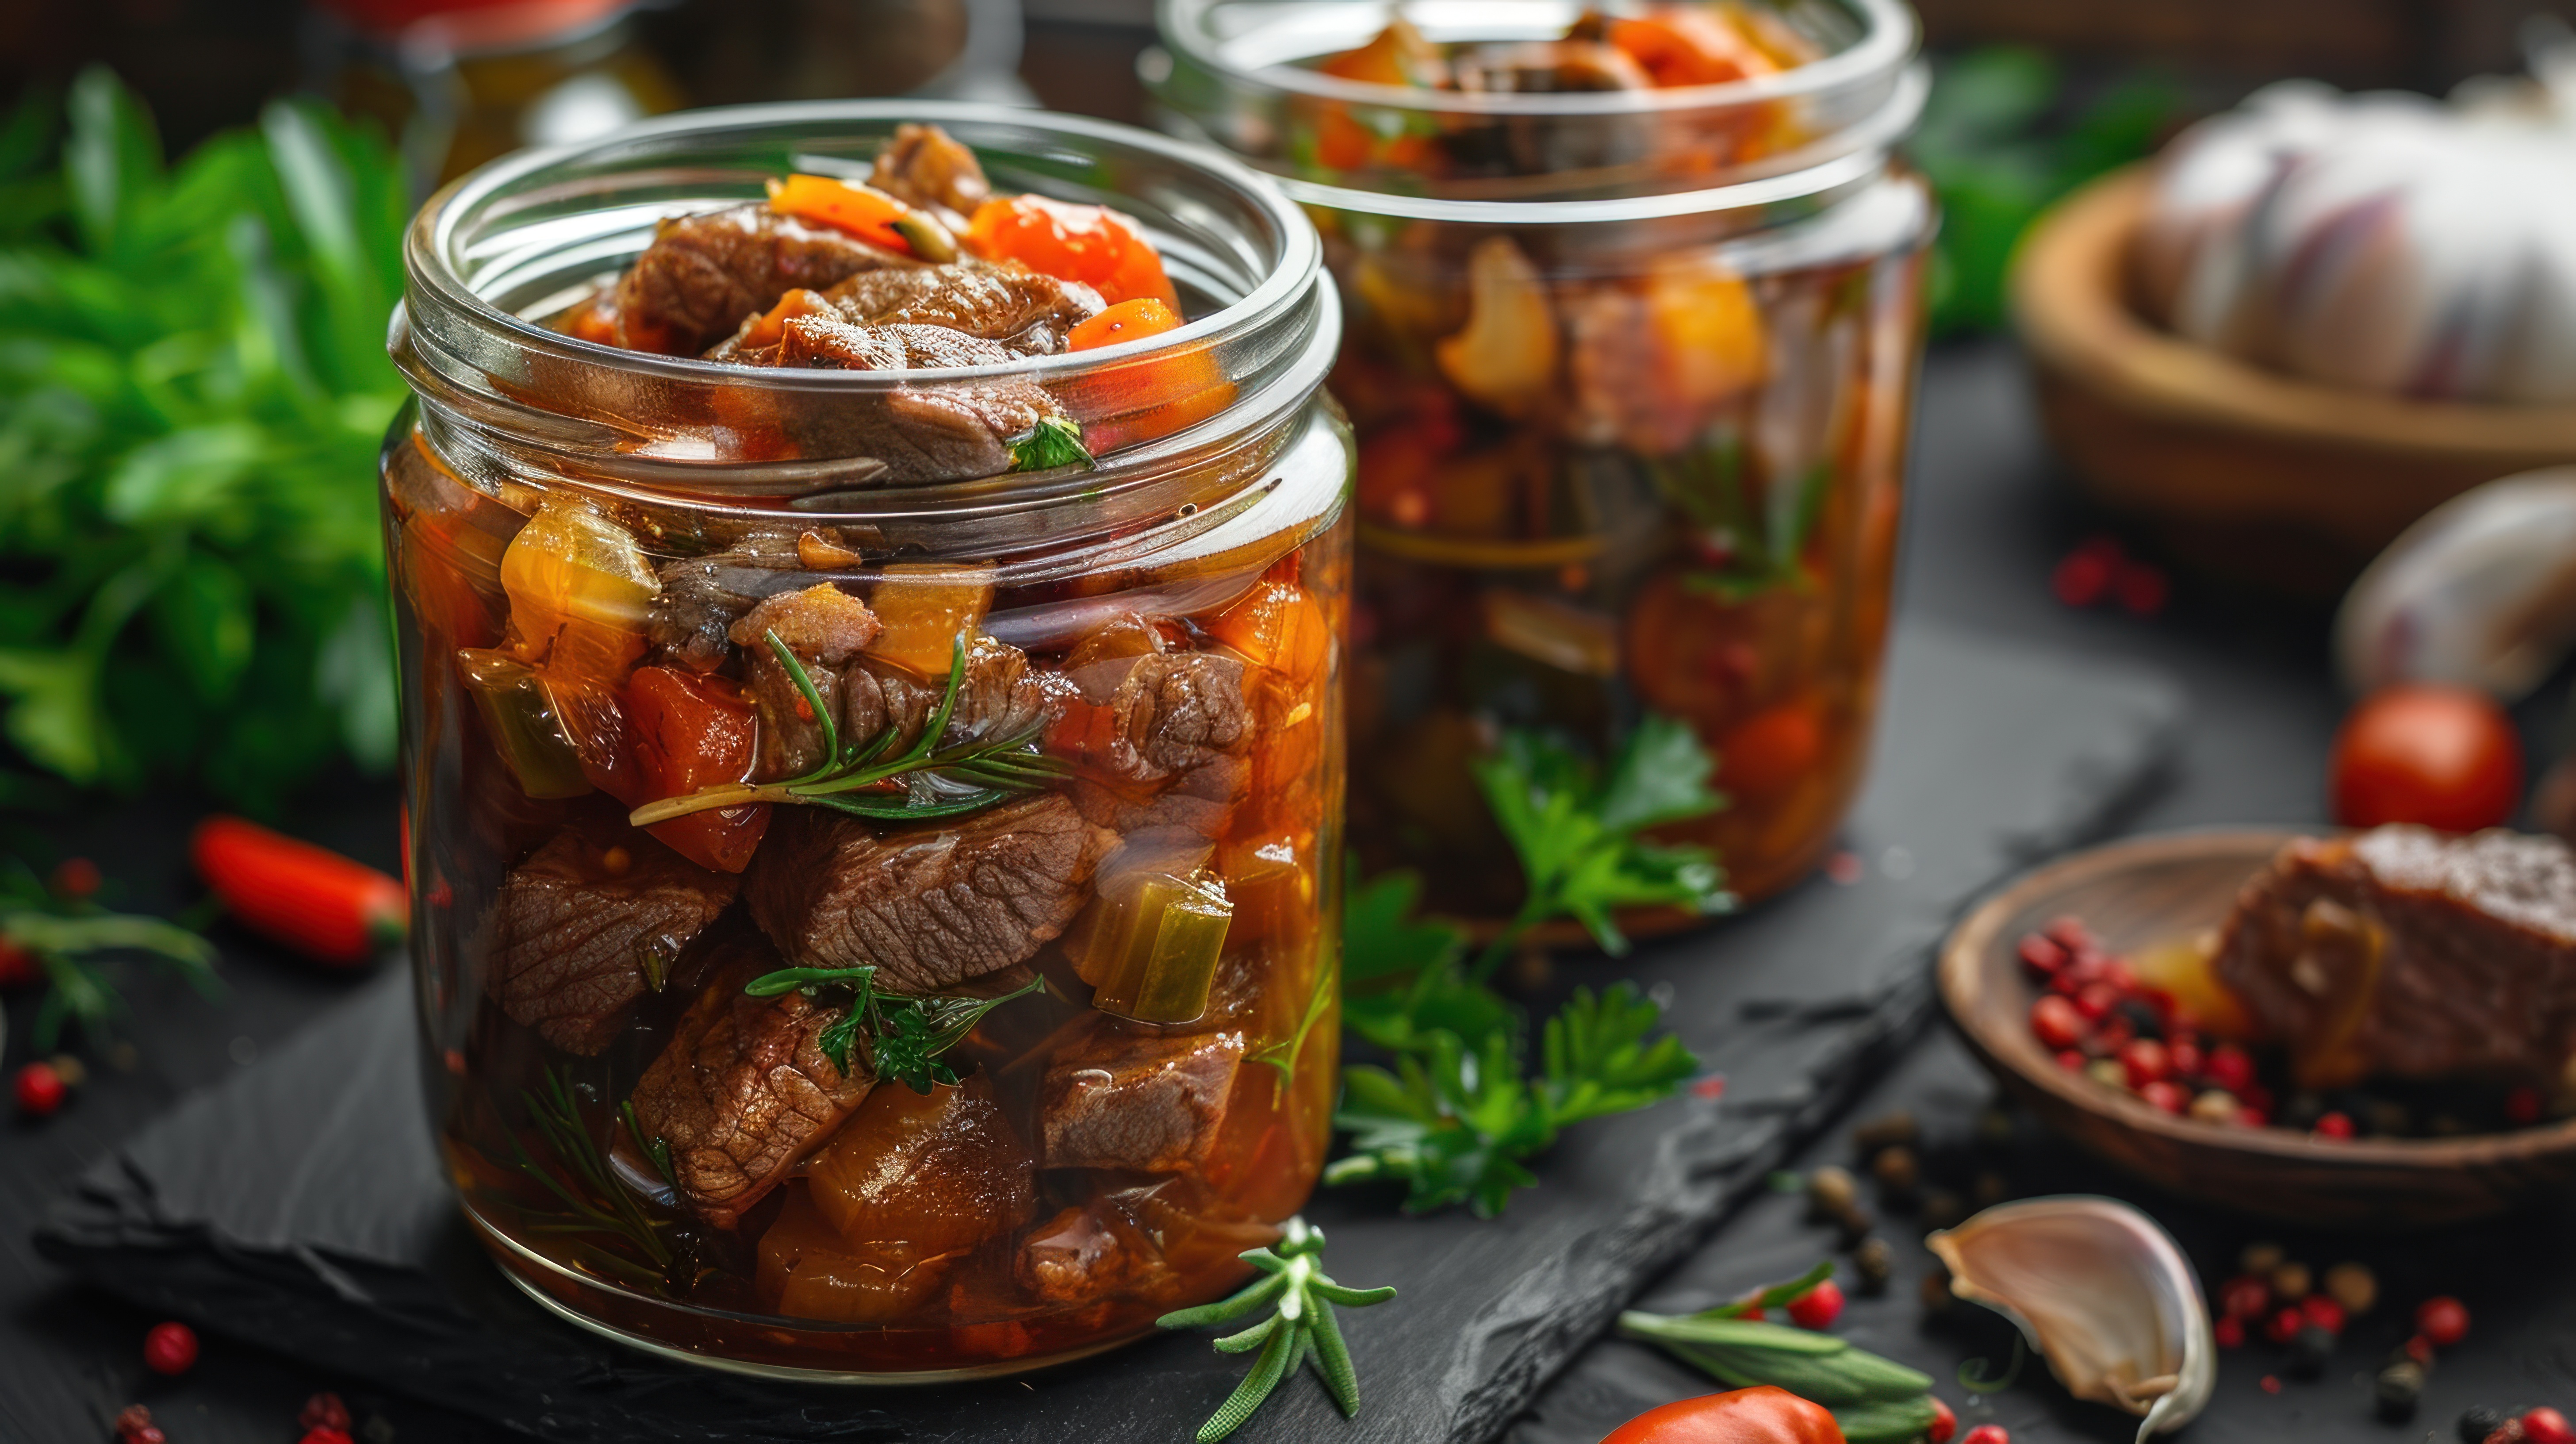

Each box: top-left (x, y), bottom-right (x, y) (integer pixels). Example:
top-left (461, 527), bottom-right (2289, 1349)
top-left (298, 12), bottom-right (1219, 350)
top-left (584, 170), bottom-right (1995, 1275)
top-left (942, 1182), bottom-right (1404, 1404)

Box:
top-left (1060, 651), bottom-right (1251, 784)
top-left (746, 795), bottom-right (1117, 992)
top-left (722, 315), bottom-right (1066, 482)
top-left (609, 205), bottom-right (906, 357)
top-left (1039, 1022), bottom-right (1244, 1171)
top-left (2212, 826), bottom-right (2576, 1089)
top-left (805, 1076), bottom-right (1033, 1255)
top-left (729, 584), bottom-right (882, 780)
top-left (1015, 1197), bottom-right (1167, 1306)
top-left (485, 827), bottom-right (737, 1054)
top-left (840, 634), bottom-right (1066, 753)
top-left (1067, 756), bottom-right (1246, 840)
top-left (629, 939), bottom-right (872, 1227)
top-left (869, 122), bottom-right (992, 229)
top-left (820, 261), bottom-right (1101, 355)
top-left (647, 530), bottom-right (808, 672)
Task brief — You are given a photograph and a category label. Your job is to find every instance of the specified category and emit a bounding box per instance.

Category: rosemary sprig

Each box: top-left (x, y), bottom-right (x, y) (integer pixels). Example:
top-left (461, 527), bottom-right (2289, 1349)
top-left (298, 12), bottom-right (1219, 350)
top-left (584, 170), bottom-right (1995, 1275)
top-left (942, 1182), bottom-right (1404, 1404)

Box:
top-left (1619, 1261), bottom-right (1942, 1443)
top-left (0, 859), bottom-right (220, 1051)
top-left (1157, 1217), bottom-right (1397, 1444)
top-left (504, 1065), bottom-right (674, 1275)
top-left (629, 633), bottom-right (1070, 828)
top-left (744, 963), bottom-right (1046, 1094)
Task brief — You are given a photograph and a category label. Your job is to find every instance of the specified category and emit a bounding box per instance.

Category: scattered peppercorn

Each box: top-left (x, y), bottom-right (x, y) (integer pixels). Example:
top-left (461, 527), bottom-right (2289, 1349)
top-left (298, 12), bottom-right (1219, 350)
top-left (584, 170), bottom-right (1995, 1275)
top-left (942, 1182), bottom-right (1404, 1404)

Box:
top-left (1806, 1165), bottom-right (1859, 1220)
top-left (2314, 1110), bottom-right (2356, 1140)
top-left (302, 1430), bottom-right (356, 1444)
top-left (1786, 1279), bottom-right (1845, 1329)
top-left (2260, 1375), bottom-right (2282, 1394)
top-left (2241, 1242), bottom-right (2287, 1275)
top-left (2030, 995), bottom-right (2085, 1051)
top-left (2188, 1088), bottom-right (2240, 1123)
top-left (2407, 1334), bottom-right (2439, 1367)
top-left (2300, 1295), bottom-right (2346, 1334)
top-left (46, 1053), bottom-right (84, 1088)
top-left (2417, 1296), bottom-right (2472, 1348)
top-left (2485, 1422), bottom-right (2529, 1444)
top-left (1852, 1111), bottom-right (1920, 1152)
top-left (2265, 1306), bottom-right (2306, 1345)
top-left (2085, 1058), bottom-right (2128, 1090)
top-left (1921, 1269), bottom-right (1955, 1313)
top-left (2461, 1408), bottom-right (2511, 1444)
top-left (2376, 1360), bottom-right (2426, 1421)
top-left (2324, 1261), bottom-right (2378, 1315)
top-left (115, 1404), bottom-right (165, 1444)
top-left (2218, 1274), bottom-right (2270, 1318)
top-left (301, 1394), bottom-right (353, 1432)
top-left (2139, 1079), bottom-right (2189, 1114)
top-left (141, 1321), bottom-right (198, 1376)
top-left (15, 1060), bottom-right (65, 1117)
top-left (1870, 1145), bottom-right (1919, 1198)
top-left (1851, 1237), bottom-right (1894, 1294)
top-left (2213, 1314), bottom-right (2245, 1348)
top-left (2271, 1261), bottom-right (2313, 1302)
top-left (2522, 1407), bottom-right (2575, 1444)
top-left (1920, 1188), bottom-right (1967, 1231)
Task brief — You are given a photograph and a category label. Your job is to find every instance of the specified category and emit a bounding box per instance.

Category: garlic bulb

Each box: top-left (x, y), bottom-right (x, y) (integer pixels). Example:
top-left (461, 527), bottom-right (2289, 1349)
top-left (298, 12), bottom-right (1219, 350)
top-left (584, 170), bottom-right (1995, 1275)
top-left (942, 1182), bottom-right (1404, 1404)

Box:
top-left (2132, 30), bottom-right (2576, 403)
top-left (2336, 466), bottom-right (2576, 699)
top-left (1926, 1197), bottom-right (2215, 1442)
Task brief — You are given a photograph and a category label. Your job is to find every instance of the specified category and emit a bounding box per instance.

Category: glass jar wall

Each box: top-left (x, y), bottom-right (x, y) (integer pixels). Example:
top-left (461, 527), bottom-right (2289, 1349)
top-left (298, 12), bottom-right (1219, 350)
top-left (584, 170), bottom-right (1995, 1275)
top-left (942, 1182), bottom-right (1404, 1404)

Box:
top-left (1151, 0), bottom-right (1930, 922)
top-left (387, 102), bottom-right (1350, 1379)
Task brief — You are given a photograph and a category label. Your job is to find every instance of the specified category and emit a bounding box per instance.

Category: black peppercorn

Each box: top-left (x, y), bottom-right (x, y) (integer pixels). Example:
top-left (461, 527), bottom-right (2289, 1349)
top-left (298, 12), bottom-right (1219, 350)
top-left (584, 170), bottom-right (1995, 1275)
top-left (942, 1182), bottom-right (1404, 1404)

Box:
top-left (2375, 1360), bottom-right (2424, 1421)
top-left (2284, 1322), bottom-right (2335, 1379)
top-left (2461, 1406), bottom-right (2510, 1443)
top-left (1852, 1110), bottom-right (1919, 1153)
top-left (1851, 1236), bottom-right (1894, 1294)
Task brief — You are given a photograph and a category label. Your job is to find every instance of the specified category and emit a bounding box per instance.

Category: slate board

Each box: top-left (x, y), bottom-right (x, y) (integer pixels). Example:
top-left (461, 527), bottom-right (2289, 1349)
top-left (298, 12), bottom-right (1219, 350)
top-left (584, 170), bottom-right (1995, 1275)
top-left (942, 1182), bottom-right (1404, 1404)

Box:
top-left (33, 619), bottom-right (2181, 1444)
top-left (1509, 1029), bottom-right (2576, 1444)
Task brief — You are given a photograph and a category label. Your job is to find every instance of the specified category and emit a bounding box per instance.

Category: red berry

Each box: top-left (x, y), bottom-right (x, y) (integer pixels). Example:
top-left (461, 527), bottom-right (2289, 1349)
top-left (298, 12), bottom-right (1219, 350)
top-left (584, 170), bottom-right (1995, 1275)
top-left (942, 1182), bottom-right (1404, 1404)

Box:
top-left (1960, 1426), bottom-right (2011, 1444)
top-left (2053, 548), bottom-right (2115, 607)
top-left (2403, 1333), bottom-right (2436, 1365)
top-left (2415, 1295), bottom-right (2469, 1347)
top-left (2095, 1015), bottom-right (2136, 1052)
top-left (2116, 562), bottom-right (2170, 617)
top-left (2521, 1408), bottom-right (2574, 1444)
top-left (2031, 995), bottom-right (2087, 1051)
top-left (2314, 1111), bottom-right (2355, 1140)
top-left (2507, 1086), bottom-right (2544, 1125)
top-left (2044, 915), bottom-right (2093, 950)
top-left (141, 1321), bottom-right (197, 1375)
top-left (2139, 1080), bottom-right (2189, 1114)
top-left (1927, 1398), bottom-right (1957, 1444)
top-left (2204, 1044), bottom-right (2255, 1095)
top-left (300, 1393), bottom-right (353, 1431)
top-left (2101, 959), bottom-right (2138, 993)
top-left (300, 1431), bottom-right (355, 1444)
top-left (2236, 1106), bottom-right (2269, 1128)
top-left (2300, 1295), bottom-right (2346, 1334)
top-left (2120, 1038), bottom-right (2171, 1087)
top-left (2167, 1038), bottom-right (2205, 1080)
top-left (1786, 1279), bottom-right (1845, 1329)
top-left (2219, 1275), bottom-right (2270, 1318)
top-left (15, 1062), bottom-right (64, 1117)
top-left (2265, 1306), bottom-right (2304, 1344)
top-left (2260, 1375), bottom-right (2282, 1394)
top-left (114, 1403), bottom-right (165, 1444)
top-left (2017, 933), bottom-right (2067, 974)
top-left (2055, 1049), bottom-right (2086, 1071)
top-left (2074, 982), bottom-right (2120, 1021)
top-left (2213, 1313), bottom-right (2245, 1347)
top-left (50, 856), bottom-right (100, 899)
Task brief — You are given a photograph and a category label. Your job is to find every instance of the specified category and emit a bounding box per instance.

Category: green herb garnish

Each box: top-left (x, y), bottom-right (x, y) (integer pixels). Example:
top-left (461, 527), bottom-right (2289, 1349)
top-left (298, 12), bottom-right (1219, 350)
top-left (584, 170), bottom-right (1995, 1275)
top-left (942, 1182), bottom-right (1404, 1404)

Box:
top-left (505, 1065), bottom-right (675, 1290)
top-left (629, 632), bottom-right (1070, 828)
top-left (1157, 1216), bottom-right (1397, 1443)
top-left (1620, 1262), bottom-right (1943, 1443)
top-left (1468, 711), bottom-right (1733, 980)
top-left (0, 858), bottom-right (218, 1050)
top-left (1008, 415), bottom-right (1094, 472)
top-left (743, 962), bottom-right (1044, 1093)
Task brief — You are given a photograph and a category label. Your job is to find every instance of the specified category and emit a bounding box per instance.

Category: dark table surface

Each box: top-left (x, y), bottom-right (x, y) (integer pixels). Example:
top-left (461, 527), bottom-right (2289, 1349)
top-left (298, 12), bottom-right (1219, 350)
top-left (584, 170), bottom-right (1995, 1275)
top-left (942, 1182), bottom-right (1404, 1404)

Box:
top-left (2, 338), bottom-right (2436, 1444)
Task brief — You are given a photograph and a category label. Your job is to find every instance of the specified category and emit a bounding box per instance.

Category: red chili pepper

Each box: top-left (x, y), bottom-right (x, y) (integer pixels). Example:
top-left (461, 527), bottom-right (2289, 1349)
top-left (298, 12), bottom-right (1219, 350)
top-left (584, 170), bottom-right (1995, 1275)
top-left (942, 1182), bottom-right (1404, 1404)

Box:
top-left (191, 816), bottom-right (406, 966)
top-left (1597, 1385), bottom-right (1846, 1443)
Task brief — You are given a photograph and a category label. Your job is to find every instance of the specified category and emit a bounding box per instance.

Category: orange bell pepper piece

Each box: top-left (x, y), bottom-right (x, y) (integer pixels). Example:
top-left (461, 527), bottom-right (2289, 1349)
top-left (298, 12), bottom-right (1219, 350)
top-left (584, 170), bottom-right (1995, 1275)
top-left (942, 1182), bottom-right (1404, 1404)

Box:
top-left (626, 665), bottom-right (769, 873)
top-left (965, 193), bottom-right (1180, 309)
top-left (767, 174), bottom-right (912, 253)
top-left (1604, 9), bottom-right (1781, 88)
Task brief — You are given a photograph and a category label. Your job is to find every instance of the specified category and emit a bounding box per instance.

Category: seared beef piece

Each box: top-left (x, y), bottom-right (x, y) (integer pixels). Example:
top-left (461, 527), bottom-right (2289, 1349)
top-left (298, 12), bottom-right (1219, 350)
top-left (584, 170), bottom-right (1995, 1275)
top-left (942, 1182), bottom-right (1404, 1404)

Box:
top-left (648, 530), bottom-right (808, 672)
top-left (485, 827), bottom-right (738, 1055)
top-left (722, 315), bottom-right (1065, 482)
top-left (609, 205), bottom-right (905, 357)
top-left (746, 795), bottom-right (1117, 992)
top-left (2212, 826), bottom-right (2576, 1089)
top-left (1068, 756), bottom-right (1246, 839)
top-left (820, 261), bottom-right (1101, 355)
top-left (1039, 1021), bottom-right (1244, 1171)
top-left (1064, 652), bottom-right (1251, 783)
top-left (629, 939), bottom-right (873, 1227)
top-left (869, 122), bottom-right (992, 230)
top-left (1016, 1198), bottom-right (1165, 1306)
top-left (728, 584), bottom-right (883, 780)
top-left (841, 634), bottom-right (1067, 752)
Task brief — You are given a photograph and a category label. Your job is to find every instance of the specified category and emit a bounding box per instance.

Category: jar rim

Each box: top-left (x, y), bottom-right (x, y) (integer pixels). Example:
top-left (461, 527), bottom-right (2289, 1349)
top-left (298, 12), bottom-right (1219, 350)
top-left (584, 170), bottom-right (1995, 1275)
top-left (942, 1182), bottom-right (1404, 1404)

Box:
top-left (402, 99), bottom-right (1322, 391)
top-left (1153, 0), bottom-right (1917, 117)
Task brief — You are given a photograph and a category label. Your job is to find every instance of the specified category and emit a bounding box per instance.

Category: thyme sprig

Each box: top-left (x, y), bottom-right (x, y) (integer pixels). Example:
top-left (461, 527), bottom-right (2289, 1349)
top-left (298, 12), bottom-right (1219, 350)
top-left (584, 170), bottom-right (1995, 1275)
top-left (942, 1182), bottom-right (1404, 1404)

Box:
top-left (1157, 1217), bottom-right (1397, 1443)
top-left (628, 633), bottom-right (1070, 828)
top-left (744, 963), bottom-right (1046, 1093)
top-left (505, 1065), bottom-right (674, 1287)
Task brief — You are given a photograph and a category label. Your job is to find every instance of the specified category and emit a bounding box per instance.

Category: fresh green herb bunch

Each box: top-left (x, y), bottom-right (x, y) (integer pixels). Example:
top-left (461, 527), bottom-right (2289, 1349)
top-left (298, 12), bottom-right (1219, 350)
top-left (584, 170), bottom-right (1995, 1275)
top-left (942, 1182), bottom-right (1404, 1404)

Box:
top-left (0, 856), bottom-right (217, 1049)
top-left (0, 69), bottom-right (408, 809)
top-left (743, 963), bottom-right (1045, 1093)
top-left (1157, 1217), bottom-right (1397, 1444)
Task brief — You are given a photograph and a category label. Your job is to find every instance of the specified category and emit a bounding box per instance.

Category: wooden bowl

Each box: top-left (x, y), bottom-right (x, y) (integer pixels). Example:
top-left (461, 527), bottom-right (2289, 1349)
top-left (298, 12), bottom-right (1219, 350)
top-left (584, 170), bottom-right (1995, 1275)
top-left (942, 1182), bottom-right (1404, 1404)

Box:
top-left (1938, 829), bottom-right (2576, 1227)
top-left (2011, 168), bottom-right (2576, 596)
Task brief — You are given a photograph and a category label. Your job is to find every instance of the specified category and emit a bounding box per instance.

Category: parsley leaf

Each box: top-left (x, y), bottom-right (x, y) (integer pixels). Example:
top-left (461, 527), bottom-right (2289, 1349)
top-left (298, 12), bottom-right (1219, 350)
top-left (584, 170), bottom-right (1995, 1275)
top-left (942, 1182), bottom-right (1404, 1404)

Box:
top-left (1340, 868), bottom-right (1515, 1053)
top-left (1541, 979), bottom-right (1699, 1126)
top-left (744, 964), bottom-right (1042, 1093)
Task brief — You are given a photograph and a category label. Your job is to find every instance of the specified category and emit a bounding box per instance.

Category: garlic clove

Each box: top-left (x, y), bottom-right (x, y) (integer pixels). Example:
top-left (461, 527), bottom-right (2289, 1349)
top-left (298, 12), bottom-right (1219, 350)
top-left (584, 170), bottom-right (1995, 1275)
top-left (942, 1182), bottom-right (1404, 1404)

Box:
top-left (2336, 466), bottom-right (2576, 699)
top-left (1925, 1196), bottom-right (2214, 1443)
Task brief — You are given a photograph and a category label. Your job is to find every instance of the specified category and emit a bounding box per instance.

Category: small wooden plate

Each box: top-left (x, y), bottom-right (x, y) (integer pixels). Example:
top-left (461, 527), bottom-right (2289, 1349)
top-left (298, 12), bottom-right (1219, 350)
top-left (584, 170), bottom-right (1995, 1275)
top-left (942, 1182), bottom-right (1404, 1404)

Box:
top-left (1939, 828), bottom-right (2576, 1227)
top-left (2012, 169), bottom-right (2576, 596)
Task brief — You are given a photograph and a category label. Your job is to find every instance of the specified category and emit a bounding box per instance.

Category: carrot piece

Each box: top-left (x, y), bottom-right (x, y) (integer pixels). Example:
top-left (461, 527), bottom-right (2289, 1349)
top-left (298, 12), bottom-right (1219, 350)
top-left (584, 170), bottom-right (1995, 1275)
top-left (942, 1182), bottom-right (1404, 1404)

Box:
top-left (191, 816), bottom-right (406, 966)
top-left (1605, 9), bottom-right (1781, 87)
top-left (767, 174), bottom-right (912, 253)
top-left (1068, 297), bottom-right (1185, 351)
top-left (964, 194), bottom-right (1180, 309)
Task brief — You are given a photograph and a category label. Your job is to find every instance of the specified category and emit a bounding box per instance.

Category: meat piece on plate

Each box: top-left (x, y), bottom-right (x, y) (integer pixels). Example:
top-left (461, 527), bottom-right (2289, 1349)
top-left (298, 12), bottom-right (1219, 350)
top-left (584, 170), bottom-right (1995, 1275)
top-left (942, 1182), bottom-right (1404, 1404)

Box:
top-left (647, 530), bottom-right (807, 672)
top-left (840, 633), bottom-right (1066, 752)
top-left (746, 795), bottom-right (1116, 992)
top-left (805, 1075), bottom-right (1034, 1255)
top-left (728, 584), bottom-right (882, 780)
top-left (628, 940), bottom-right (873, 1226)
top-left (721, 316), bottom-right (1069, 482)
top-left (485, 827), bottom-right (738, 1054)
top-left (1057, 651), bottom-right (1250, 783)
top-left (609, 204), bottom-right (905, 357)
top-left (869, 122), bottom-right (992, 229)
top-left (2212, 825), bottom-right (2576, 1089)
top-left (822, 261), bottom-right (1101, 355)
top-left (1039, 1021), bottom-right (1244, 1171)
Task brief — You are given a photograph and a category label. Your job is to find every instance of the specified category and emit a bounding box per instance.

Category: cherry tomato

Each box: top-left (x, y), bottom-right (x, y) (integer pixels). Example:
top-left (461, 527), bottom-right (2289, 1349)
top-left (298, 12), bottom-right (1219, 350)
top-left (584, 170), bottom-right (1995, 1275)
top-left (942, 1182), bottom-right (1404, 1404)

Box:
top-left (1784, 1279), bottom-right (1844, 1329)
top-left (1597, 1386), bottom-right (1846, 1444)
top-left (2327, 686), bottom-right (2522, 832)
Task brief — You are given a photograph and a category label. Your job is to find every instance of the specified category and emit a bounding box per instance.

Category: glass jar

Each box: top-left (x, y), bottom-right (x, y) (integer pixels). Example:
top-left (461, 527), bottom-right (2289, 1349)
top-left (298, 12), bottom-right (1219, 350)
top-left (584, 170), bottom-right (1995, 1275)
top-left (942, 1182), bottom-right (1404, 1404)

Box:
top-left (1150, 0), bottom-right (1930, 923)
top-left (387, 101), bottom-right (1350, 1379)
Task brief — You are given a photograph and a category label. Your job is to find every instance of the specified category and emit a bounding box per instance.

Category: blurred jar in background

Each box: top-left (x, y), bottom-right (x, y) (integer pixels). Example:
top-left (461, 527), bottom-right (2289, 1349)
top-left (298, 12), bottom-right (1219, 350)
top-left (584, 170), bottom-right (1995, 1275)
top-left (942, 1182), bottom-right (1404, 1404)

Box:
top-left (641, 0), bottom-right (1031, 108)
top-left (307, 0), bottom-right (686, 184)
